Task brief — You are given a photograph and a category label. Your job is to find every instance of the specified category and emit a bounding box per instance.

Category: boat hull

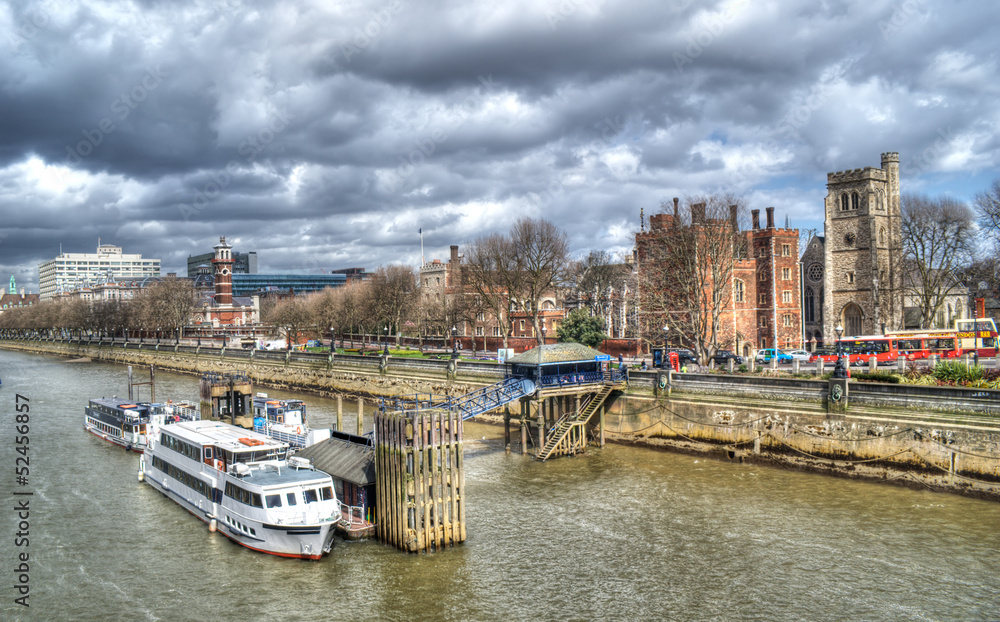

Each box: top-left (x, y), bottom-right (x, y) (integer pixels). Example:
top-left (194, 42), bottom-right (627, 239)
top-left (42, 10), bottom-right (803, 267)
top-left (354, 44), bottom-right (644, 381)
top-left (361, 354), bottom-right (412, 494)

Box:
top-left (84, 422), bottom-right (145, 453)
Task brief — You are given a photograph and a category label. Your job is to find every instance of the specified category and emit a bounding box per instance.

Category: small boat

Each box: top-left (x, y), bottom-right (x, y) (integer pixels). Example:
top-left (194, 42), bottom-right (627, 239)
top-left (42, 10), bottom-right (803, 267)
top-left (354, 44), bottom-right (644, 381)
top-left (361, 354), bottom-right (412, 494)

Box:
top-left (139, 419), bottom-right (343, 559)
top-left (252, 393), bottom-right (331, 449)
top-left (84, 398), bottom-right (199, 452)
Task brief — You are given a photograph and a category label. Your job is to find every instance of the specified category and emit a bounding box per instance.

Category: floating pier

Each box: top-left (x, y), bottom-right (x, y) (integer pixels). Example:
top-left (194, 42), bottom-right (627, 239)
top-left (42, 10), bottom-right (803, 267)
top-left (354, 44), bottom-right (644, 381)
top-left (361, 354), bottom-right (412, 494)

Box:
top-left (199, 371), bottom-right (252, 424)
top-left (374, 408), bottom-right (465, 553)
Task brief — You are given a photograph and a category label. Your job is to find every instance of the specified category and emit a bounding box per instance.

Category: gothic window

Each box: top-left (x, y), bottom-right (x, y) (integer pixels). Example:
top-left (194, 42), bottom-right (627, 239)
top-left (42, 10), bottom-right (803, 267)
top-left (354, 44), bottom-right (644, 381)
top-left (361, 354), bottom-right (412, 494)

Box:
top-left (876, 192), bottom-right (883, 211)
top-left (879, 227), bottom-right (885, 246)
top-left (843, 303), bottom-right (863, 336)
top-left (808, 263), bottom-right (823, 282)
top-left (734, 279), bottom-right (745, 303)
top-left (852, 192), bottom-right (860, 210)
top-left (841, 193), bottom-right (849, 211)
top-left (782, 244), bottom-right (790, 257)
top-left (847, 271), bottom-right (855, 284)
top-left (804, 288), bottom-right (815, 323)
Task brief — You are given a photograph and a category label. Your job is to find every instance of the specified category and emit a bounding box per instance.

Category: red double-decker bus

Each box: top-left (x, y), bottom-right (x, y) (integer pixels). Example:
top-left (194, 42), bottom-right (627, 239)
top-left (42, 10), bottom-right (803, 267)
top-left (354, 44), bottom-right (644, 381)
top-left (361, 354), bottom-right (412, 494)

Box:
top-left (886, 319), bottom-right (998, 360)
top-left (810, 335), bottom-right (899, 366)
top-left (954, 318), bottom-right (998, 357)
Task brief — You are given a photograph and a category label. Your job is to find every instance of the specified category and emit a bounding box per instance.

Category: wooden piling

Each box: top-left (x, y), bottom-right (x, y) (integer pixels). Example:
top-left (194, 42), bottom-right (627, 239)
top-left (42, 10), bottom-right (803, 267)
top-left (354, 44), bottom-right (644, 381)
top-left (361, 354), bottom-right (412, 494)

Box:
top-left (374, 407), bottom-right (465, 553)
top-left (336, 395), bottom-right (343, 432)
top-left (357, 397), bottom-right (364, 435)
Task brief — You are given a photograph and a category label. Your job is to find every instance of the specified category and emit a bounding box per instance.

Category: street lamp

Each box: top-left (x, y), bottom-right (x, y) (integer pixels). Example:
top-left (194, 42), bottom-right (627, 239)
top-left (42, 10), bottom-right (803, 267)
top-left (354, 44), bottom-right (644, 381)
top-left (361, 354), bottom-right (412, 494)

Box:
top-left (541, 323), bottom-right (547, 345)
top-left (451, 325), bottom-right (458, 357)
top-left (384, 324), bottom-right (390, 355)
top-left (833, 324), bottom-right (847, 379)
top-left (662, 325), bottom-right (669, 369)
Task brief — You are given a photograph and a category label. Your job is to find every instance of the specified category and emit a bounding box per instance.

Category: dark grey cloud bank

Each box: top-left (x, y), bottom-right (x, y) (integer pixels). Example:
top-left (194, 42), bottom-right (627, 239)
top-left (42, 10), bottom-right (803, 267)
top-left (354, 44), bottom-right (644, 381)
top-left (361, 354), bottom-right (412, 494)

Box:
top-left (1, 0), bottom-right (997, 290)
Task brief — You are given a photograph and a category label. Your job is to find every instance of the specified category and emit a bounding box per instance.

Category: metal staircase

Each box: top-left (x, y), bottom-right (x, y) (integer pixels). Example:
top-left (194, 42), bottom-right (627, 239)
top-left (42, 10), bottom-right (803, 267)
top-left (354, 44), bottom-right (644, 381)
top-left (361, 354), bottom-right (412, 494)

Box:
top-left (536, 383), bottom-right (616, 462)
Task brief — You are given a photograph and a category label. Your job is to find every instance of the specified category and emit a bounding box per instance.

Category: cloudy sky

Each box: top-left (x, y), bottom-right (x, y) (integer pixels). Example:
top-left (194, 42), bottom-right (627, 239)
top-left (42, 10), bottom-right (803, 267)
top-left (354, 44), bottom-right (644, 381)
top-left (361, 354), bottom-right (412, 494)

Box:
top-left (1, 0), bottom-right (998, 291)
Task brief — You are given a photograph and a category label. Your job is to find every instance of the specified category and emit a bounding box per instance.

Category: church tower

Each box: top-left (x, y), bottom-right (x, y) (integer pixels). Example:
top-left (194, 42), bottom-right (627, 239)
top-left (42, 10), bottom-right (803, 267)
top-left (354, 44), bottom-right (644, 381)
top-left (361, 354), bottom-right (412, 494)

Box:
top-left (212, 236), bottom-right (234, 306)
top-left (822, 152), bottom-right (903, 337)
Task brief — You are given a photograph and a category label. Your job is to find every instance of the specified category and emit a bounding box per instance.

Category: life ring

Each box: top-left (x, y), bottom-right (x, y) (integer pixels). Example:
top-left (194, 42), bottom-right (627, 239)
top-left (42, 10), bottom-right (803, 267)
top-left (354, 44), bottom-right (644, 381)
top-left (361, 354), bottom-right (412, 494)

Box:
top-left (296, 426), bottom-right (303, 435)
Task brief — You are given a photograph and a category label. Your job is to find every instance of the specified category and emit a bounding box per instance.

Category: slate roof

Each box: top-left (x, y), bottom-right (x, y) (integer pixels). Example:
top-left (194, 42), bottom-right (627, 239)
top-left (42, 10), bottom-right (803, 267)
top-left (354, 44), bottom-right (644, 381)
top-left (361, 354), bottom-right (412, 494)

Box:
top-left (295, 435), bottom-right (375, 486)
top-left (507, 342), bottom-right (607, 365)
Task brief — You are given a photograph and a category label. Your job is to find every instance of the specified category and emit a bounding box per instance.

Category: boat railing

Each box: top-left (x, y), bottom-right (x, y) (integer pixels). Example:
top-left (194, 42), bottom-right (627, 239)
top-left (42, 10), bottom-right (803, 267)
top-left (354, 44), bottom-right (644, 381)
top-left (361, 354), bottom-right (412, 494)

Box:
top-left (341, 503), bottom-right (366, 527)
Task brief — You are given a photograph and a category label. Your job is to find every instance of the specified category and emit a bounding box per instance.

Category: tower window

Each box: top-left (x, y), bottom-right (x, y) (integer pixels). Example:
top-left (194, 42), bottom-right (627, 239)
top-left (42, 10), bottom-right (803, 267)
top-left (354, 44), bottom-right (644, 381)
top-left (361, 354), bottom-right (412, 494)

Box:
top-left (734, 279), bottom-right (745, 303)
top-left (783, 290), bottom-right (792, 303)
top-left (782, 267), bottom-right (791, 280)
top-left (783, 314), bottom-right (792, 327)
top-left (847, 271), bottom-right (855, 284)
top-left (782, 244), bottom-right (790, 257)
top-left (759, 293), bottom-right (767, 305)
top-left (852, 192), bottom-right (860, 210)
top-left (841, 193), bottom-right (849, 211)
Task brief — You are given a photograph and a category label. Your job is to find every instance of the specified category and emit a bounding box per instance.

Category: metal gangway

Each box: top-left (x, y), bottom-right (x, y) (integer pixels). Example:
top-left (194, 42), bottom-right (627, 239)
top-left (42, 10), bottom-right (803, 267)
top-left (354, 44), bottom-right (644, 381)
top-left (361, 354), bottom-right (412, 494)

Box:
top-left (379, 377), bottom-right (537, 420)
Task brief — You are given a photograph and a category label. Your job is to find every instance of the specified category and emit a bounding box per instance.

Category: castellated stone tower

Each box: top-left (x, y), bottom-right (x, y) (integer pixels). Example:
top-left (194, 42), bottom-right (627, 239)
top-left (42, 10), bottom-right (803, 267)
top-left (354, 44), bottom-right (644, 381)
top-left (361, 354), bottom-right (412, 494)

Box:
top-left (822, 152), bottom-right (903, 337)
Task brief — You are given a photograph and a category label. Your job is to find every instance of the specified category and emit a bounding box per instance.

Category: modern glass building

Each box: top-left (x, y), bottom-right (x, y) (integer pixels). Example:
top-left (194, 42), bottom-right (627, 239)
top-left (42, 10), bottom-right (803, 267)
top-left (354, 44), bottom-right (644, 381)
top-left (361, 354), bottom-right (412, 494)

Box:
top-left (231, 273), bottom-right (347, 296)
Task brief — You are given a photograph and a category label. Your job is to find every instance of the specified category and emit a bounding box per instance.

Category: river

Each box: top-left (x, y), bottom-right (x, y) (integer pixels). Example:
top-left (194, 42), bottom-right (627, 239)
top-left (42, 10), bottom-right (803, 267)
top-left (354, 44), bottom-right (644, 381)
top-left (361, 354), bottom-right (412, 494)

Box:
top-left (1, 349), bottom-right (999, 621)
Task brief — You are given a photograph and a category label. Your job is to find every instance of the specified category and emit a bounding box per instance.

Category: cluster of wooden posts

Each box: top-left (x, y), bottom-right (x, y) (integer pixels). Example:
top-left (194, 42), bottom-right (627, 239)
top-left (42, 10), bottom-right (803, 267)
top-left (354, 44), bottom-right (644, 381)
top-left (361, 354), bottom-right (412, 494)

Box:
top-left (374, 408), bottom-right (466, 552)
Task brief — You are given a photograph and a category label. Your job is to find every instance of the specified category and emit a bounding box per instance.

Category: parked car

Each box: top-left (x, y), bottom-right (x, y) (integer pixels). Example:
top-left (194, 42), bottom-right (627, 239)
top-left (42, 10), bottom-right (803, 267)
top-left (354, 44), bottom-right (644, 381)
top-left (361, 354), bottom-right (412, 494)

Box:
top-left (755, 348), bottom-right (792, 364)
top-left (786, 349), bottom-right (812, 362)
top-left (665, 348), bottom-right (698, 366)
top-left (710, 350), bottom-right (743, 366)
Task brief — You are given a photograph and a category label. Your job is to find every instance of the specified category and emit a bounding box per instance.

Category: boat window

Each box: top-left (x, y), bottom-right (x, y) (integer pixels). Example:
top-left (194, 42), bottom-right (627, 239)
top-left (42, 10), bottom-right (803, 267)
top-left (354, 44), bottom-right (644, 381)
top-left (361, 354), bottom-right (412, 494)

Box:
top-left (265, 494), bottom-right (282, 508)
top-left (303, 489), bottom-right (319, 504)
top-left (286, 492), bottom-right (297, 506)
top-left (251, 493), bottom-right (262, 508)
top-left (320, 486), bottom-right (334, 501)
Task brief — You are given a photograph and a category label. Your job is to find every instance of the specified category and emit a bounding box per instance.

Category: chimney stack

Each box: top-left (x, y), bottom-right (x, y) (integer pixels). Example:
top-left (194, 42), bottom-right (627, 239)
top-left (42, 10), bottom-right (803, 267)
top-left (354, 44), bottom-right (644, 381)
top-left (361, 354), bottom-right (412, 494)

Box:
top-left (729, 204), bottom-right (739, 232)
top-left (450, 245), bottom-right (459, 262)
top-left (691, 202), bottom-right (706, 224)
top-left (751, 209), bottom-right (760, 230)
top-left (766, 206), bottom-right (775, 229)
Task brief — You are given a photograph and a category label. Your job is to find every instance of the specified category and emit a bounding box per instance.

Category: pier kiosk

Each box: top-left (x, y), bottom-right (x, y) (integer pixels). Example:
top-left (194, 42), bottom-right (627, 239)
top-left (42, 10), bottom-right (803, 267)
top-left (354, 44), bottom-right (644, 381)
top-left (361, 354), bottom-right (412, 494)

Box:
top-left (505, 343), bottom-right (625, 461)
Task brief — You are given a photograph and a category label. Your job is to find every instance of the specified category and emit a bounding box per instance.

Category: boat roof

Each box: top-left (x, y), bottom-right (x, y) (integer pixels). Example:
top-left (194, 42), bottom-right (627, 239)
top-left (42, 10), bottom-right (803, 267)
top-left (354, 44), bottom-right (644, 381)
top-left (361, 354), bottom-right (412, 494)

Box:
top-left (295, 435), bottom-right (375, 486)
top-left (89, 397), bottom-right (152, 412)
top-left (240, 464), bottom-right (331, 488)
top-left (163, 420), bottom-right (288, 452)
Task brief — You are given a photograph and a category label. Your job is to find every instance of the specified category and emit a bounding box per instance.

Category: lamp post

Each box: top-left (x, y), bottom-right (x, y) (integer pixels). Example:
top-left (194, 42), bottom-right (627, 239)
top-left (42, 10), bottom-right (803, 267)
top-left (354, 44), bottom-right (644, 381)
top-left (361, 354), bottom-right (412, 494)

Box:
top-left (451, 325), bottom-right (458, 358)
top-left (662, 325), bottom-right (669, 369)
top-left (383, 324), bottom-right (390, 356)
top-left (833, 324), bottom-right (847, 379)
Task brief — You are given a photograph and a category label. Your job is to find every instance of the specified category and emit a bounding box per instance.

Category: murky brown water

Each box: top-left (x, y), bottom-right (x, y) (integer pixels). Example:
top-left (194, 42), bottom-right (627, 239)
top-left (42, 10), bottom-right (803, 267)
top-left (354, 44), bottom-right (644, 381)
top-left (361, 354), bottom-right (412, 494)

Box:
top-left (2, 349), bottom-right (999, 621)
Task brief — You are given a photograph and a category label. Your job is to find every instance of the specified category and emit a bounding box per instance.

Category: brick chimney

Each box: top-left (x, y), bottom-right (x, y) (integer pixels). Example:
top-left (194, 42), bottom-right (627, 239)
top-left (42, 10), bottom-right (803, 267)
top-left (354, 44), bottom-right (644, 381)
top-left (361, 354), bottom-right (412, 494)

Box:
top-left (450, 245), bottom-right (459, 262)
top-left (751, 209), bottom-right (760, 230)
top-left (691, 202), bottom-right (706, 224)
top-left (729, 204), bottom-right (739, 233)
top-left (766, 206), bottom-right (775, 229)
top-left (673, 197), bottom-right (679, 220)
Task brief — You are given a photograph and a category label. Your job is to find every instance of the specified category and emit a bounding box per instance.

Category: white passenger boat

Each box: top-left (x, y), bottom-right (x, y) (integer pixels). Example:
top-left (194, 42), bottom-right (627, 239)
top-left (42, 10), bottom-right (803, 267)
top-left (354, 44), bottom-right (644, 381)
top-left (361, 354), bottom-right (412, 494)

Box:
top-left (139, 419), bottom-right (343, 559)
top-left (252, 393), bottom-right (331, 449)
top-left (84, 398), bottom-right (199, 452)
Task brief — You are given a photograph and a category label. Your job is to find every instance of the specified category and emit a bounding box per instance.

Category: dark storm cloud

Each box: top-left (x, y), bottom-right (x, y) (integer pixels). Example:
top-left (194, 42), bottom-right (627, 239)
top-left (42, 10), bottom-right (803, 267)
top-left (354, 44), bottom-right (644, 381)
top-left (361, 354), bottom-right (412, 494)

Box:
top-left (0, 0), bottom-right (998, 292)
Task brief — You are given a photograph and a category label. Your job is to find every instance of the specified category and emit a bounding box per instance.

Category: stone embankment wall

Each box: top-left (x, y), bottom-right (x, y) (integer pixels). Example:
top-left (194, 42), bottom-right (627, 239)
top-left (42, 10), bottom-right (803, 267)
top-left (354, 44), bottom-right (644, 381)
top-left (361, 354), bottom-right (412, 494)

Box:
top-left (5, 339), bottom-right (1000, 500)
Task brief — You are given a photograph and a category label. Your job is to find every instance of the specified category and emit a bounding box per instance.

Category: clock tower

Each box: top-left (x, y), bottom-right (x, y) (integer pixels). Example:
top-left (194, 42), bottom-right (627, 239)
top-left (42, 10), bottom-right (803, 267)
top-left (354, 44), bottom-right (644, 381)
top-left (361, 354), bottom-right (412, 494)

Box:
top-left (822, 152), bottom-right (903, 338)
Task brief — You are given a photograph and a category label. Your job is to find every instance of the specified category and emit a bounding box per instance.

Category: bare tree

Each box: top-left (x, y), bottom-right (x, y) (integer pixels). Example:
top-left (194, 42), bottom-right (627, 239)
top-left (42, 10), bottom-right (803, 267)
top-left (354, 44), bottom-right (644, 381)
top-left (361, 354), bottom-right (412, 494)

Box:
top-left (901, 193), bottom-right (975, 328)
top-left (264, 296), bottom-right (315, 348)
top-left (463, 233), bottom-right (522, 350)
top-left (636, 196), bottom-right (747, 363)
top-left (368, 265), bottom-right (417, 347)
top-left (974, 179), bottom-right (1000, 243)
top-left (140, 279), bottom-right (197, 342)
top-left (509, 217), bottom-right (569, 346)
top-left (568, 250), bottom-right (633, 337)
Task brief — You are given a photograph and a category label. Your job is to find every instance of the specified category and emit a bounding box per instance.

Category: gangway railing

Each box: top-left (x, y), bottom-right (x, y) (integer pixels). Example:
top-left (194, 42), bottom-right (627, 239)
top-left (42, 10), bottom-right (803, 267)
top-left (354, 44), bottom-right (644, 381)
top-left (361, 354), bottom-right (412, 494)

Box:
top-left (379, 377), bottom-right (536, 420)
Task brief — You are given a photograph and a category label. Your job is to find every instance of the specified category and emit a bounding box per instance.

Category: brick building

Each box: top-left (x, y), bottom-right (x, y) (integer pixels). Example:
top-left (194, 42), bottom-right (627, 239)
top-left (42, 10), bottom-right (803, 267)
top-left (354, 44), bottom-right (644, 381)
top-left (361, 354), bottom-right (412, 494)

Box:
top-left (636, 201), bottom-right (801, 358)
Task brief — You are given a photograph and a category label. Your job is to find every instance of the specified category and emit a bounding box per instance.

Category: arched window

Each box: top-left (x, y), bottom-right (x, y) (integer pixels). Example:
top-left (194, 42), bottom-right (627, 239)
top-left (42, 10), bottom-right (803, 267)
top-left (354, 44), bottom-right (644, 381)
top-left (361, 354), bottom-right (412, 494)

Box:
top-left (875, 192), bottom-right (883, 211)
top-left (851, 192), bottom-right (860, 210)
top-left (804, 288), bottom-right (815, 323)
top-left (879, 227), bottom-right (885, 246)
top-left (841, 193), bottom-right (849, 211)
top-left (734, 279), bottom-right (745, 303)
top-left (843, 303), bottom-right (863, 336)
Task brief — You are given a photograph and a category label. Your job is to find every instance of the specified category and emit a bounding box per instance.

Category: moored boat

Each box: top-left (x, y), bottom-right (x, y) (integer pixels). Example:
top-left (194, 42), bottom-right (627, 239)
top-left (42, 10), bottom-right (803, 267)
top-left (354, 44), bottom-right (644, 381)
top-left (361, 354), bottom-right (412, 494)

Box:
top-left (252, 393), bottom-right (331, 449)
top-left (84, 398), bottom-right (199, 452)
top-left (139, 419), bottom-right (343, 559)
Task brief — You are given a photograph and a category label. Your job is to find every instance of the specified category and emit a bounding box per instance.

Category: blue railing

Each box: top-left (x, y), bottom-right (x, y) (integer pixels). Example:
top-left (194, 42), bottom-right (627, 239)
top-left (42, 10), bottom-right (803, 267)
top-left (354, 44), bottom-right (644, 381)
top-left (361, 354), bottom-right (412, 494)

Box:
top-left (379, 377), bottom-right (537, 420)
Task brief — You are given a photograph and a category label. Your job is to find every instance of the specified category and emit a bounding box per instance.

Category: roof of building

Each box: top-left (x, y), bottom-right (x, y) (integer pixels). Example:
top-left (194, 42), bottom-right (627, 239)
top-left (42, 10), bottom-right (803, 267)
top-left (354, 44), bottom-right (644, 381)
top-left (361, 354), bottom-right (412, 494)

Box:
top-left (295, 434), bottom-right (375, 486)
top-left (508, 342), bottom-right (607, 365)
